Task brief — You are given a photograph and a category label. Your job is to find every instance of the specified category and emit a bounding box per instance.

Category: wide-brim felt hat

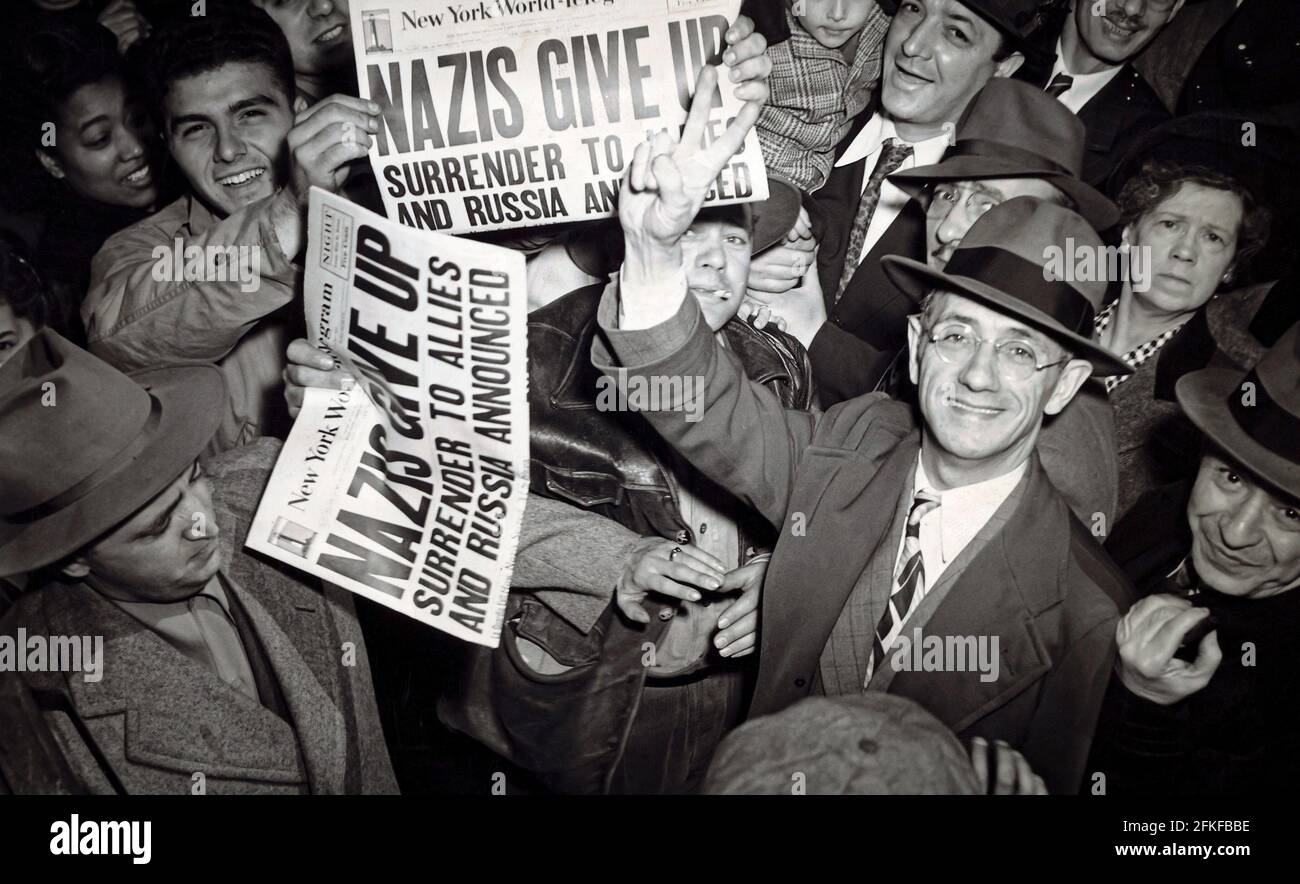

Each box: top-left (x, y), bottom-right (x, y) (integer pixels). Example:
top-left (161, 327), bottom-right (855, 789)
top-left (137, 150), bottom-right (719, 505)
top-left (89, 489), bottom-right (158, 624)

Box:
top-left (1176, 320), bottom-right (1300, 502)
top-left (879, 0), bottom-right (1053, 66)
top-left (0, 331), bottom-right (226, 577)
top-left (562, 175), bottom-right (804, 278)
top-left (882, 197), bottom-right (1132, 377)
top-left (890, 79), bottom-right (1119, 230)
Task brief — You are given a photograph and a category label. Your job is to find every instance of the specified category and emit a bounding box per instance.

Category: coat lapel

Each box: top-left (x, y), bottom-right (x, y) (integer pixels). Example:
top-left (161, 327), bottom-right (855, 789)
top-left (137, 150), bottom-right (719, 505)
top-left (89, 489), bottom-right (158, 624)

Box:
top-left (224, 580), bottom-right (349, 794)
top-left (876, 459), bottom-right (1068, 733)
top-left (44, 582), bottom-right (305, 786)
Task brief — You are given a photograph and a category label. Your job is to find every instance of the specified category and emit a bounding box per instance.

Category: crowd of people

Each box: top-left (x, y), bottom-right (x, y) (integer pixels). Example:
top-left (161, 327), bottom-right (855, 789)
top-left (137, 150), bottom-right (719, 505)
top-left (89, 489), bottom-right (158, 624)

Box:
top-left (0, 0), bottom-right (1297, 796)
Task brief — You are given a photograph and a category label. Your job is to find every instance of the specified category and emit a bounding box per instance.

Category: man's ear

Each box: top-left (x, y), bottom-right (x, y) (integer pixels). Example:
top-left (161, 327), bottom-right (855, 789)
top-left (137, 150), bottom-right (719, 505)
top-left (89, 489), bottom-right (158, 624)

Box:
top-left (36, 150), bottom-right (65, 180)
top-left (60, 559), bottom-right (90, 580)
top-left (994, 51), bottom-right (1024, 80)
top-left (293, 94), bottom-right (310, 116)
top-left (1044, 358), bottom-right (1093, 415)
top-left (906, 313), bottom-right (923, 386)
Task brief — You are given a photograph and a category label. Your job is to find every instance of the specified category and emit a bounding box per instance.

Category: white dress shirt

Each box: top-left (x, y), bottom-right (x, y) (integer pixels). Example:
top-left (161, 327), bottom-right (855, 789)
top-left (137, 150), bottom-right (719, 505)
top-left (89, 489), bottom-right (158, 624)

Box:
top-left (833, 113), bottom-right (951, 266)
top-left (1048, 37), bottom-right (1124, 114)
top-left (897, 455), bottom-right (1027, 592)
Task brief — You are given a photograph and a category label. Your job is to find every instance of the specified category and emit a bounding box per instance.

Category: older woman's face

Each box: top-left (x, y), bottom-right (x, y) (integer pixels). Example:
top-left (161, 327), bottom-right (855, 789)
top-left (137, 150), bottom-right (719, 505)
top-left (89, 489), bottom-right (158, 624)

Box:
top-left (1124, 181), bottom-right (1243, 318)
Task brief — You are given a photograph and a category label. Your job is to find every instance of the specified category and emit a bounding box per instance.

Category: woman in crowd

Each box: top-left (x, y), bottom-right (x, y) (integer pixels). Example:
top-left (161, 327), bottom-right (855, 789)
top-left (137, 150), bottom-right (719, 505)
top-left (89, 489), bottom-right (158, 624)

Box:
top-left (17, 20), bottom-right (165, 344)
top-left (1093, 113), bottom-right (1281, 517)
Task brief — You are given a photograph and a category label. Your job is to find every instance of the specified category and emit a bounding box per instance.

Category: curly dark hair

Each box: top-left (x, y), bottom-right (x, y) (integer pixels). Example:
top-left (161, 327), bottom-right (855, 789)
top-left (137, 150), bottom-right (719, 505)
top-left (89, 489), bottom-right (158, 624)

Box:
top-left (1116, 157), bottom-right (1273, 276)
top-left (0, 230), bottom-right (57, 332)
top-left (138, 3), bottom-right (296, 124)
top-left (15, 21), bottom-right (125, 152)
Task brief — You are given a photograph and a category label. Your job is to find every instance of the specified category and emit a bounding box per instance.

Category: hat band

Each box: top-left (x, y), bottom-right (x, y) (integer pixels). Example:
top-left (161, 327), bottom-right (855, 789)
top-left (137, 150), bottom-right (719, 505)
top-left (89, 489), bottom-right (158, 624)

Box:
top-left (951, 139), bottom-right (1073, 178)
top-left (1227, 370), bottom-right (1300, 461)
top-left (4, 400), bottom-right (162, 525)
top-left (942, 246), bottom-right (1097, 336)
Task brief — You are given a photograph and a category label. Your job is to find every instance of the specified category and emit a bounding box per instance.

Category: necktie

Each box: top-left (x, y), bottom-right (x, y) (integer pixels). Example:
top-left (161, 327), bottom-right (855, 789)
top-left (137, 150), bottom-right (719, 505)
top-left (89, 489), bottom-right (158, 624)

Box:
top-left (1046, 72), bottom-right (1074, 99)
top-left (833, 137), bottom-right (914, 305)
top-left (189, 593), bottom-right (259, 702)
top-left (866, 489), bottom-right (941, 683)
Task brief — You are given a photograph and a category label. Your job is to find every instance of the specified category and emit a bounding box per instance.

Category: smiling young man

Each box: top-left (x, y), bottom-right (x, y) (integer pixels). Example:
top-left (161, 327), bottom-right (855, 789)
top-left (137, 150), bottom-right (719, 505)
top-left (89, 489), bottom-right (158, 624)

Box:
top-left (1092, 321), bottom-right (1300, 795)
top-left (81, 5), bottom-right (379, 453)
top-left (595, 78), bottom-right (1136, 790)
top-left (1016, 0), bottom-right (1176, 185)
top-left (0, 331), bottom-right (397, 794)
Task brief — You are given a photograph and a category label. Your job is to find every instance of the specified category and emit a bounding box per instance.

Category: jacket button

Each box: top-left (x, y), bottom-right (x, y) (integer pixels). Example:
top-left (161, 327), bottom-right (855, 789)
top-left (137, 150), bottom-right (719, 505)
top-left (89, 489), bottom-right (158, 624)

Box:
top-left (698, 522), bottom-right (708, 535)
top-left (675, 529), bottom-right (691, 544)
top-left (794, 677), bottom-right (807, 688)
top-left (658, 608), bottom-right (675, 621)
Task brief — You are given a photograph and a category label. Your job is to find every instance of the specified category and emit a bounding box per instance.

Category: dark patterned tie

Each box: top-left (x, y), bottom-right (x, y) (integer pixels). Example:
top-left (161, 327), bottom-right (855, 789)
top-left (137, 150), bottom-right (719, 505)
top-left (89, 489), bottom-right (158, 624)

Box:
top-left (867, 489), bottom-right (941, 683)
top-left (1046, 72), bottom-right (1074, 99)
top-left (833, 137), bottom-right (914, 306)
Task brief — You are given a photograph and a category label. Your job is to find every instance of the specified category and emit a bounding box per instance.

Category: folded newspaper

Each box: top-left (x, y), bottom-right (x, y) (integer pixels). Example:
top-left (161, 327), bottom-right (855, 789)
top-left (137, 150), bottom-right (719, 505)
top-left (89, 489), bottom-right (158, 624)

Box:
top-left (350, 0), bottom-right (766, 233)
top-left (247, 187), bottom-right (528, 646)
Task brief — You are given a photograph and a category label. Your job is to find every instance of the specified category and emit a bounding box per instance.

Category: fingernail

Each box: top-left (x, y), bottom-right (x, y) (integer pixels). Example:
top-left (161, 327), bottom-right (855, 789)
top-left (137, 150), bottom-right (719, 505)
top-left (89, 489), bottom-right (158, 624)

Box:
top-left (724, 50), bottom-right (736, 64)
top-left (718, 618), bottom-right (729, 629)
top-left (689, 591), bottom-right (701, 601)
top-left (367, 101), bottom-right (380, 113)
top-left (340, 374), bottom-right (356, 391)
top-left (710, 579), bottom-right (723, 590)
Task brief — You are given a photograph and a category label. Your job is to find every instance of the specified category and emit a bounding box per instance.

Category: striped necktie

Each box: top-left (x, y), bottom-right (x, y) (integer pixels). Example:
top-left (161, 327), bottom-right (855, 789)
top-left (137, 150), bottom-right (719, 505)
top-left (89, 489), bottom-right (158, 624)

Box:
top-left (833, 137), bottom-right (914, 305)
top-left (1046, 72), bottom-right (1074, 99)
top-left (866, 489), bottom-right (941, 683)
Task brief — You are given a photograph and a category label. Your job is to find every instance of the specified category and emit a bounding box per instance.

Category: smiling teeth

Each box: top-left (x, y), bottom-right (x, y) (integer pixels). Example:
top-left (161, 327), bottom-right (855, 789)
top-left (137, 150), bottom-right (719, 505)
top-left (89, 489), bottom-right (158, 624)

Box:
top-left (219, 168), bottom-right (265, 186)
top-left (949, 399), bottom-right (998, 415)
top-left (124, 167), bottom-right (149, 183)
top-left (318, 24), bottom-right (344, 42)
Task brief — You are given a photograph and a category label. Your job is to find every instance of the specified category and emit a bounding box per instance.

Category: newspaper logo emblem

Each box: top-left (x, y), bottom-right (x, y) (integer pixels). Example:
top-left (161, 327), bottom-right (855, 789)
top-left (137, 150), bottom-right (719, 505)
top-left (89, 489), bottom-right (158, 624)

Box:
top-left (363, 9), bottom-right (394, 53)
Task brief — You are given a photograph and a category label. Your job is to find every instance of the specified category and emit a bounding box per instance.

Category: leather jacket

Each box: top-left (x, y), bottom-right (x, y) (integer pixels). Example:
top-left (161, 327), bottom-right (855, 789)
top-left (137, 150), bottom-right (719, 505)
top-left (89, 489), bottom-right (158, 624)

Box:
top-left (438, 282), bottom-right (816, 794)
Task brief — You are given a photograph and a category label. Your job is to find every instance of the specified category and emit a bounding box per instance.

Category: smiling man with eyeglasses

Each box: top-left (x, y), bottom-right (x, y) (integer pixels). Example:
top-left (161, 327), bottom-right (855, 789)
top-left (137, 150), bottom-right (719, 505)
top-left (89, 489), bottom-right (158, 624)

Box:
top-left (599, 78), bottom-right (1139, 790)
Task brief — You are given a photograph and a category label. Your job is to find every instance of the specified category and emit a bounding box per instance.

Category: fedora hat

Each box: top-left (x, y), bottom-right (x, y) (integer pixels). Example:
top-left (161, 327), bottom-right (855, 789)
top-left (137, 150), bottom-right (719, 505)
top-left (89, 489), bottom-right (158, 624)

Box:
top-left (1176, 321), bottom-right (1300, 502)
top-left (0, 331), bottom-right (226, 577)
top-left (882, 197), bottom-right (1132, 376)
top-left (890, 79), bottom-right (1119, 230)
top-left (879, 0), bottom-right (1052, 65)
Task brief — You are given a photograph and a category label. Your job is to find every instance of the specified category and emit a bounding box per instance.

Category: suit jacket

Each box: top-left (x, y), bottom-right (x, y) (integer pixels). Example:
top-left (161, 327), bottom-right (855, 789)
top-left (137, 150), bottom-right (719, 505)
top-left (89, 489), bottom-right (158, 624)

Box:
top-left (1017, 14), bottom-right (1171, 189)
top-left (0, 439), bottom-right (398, 795)
top-left (593, 289), bottom-right (1133, 794)
top-left (805, 109), bottom-right (923, 406)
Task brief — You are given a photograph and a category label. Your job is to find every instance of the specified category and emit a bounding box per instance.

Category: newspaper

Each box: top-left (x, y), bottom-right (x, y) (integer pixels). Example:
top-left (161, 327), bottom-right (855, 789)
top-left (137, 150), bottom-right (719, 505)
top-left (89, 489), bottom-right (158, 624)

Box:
top-left (246, 187), bottom-right (528, 646)
top-left (349, 0), bottom-right (767, 233)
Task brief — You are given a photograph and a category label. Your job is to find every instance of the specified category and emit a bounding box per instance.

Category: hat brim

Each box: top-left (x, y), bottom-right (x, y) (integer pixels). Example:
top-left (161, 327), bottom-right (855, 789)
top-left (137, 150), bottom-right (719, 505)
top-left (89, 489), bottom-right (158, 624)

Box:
top-left (751, 176), bottom-right (804, 256)
top-left (881, 254), bottom-right (1133, 377)
top-left (0, 364), bottom-right (226, 577)
top-left (892, 158), bottom-right (1120, 230)
top-left (1176, 368), bottom-right (1300, 502)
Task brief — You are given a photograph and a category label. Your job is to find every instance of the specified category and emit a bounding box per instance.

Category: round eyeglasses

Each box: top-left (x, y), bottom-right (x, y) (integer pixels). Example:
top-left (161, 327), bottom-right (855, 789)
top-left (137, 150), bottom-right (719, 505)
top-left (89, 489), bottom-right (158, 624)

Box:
top-left (923, 322), bottom-right (1069, 381)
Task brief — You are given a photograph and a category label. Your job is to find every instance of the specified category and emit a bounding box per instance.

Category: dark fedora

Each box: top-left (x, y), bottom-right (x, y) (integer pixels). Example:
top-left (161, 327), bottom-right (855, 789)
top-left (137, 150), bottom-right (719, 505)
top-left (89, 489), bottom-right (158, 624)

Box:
top-left (879, 0), bottom-right (1052, 65)
top-left (882, 197), bottom-right (1132, 376)
top-left (562, 176), bottom-right (804, 278)
top-left (891, 78), bottom-right (1119, 230)
top-left (1176, 321), bottom-right (1300, 502)
top-left (0, 331), bottom-right (226, 577)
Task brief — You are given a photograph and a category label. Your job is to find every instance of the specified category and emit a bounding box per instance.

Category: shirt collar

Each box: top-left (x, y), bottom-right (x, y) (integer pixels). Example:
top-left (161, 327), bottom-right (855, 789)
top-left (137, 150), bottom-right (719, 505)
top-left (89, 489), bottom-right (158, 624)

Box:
top-left (914, 456), bottom-right (1028, 563)
top-left (184, 191), bottom-right (223, 237)
top-left (106, 574), bottom-right (235, 631)
top-left (835, 112), bottom-right (953, 170)
top-left (1051, 36), bottom-right (1124, 86)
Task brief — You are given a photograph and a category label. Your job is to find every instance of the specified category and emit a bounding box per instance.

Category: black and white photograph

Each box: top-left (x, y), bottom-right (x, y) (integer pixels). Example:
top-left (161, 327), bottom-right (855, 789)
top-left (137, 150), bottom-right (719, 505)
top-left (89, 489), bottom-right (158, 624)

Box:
top-left (0, 0), bottom-right (1295, 868)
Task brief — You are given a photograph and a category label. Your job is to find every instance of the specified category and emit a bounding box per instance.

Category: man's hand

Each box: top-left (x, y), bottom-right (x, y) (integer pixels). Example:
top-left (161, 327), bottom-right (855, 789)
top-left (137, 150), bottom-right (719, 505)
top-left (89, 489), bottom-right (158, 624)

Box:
top-left (1115, 594), bottom-right (1223, 706)
top-left (969, 737), bottom-right (1048, 795)
top-left (713, 558), bottom-right (766, 658)
top-left (287, 95), bottom-right (380, 205)
top-left (283, 337), bottom-right (354, 418)
top-left (616, 538), bottom-right (725, 624)
top-left (747, 209), bottom-right (816, 295)
top-left (98, 0), bottom-right (150, 54)
top-left (741, 249), bottom-right (828, 348)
